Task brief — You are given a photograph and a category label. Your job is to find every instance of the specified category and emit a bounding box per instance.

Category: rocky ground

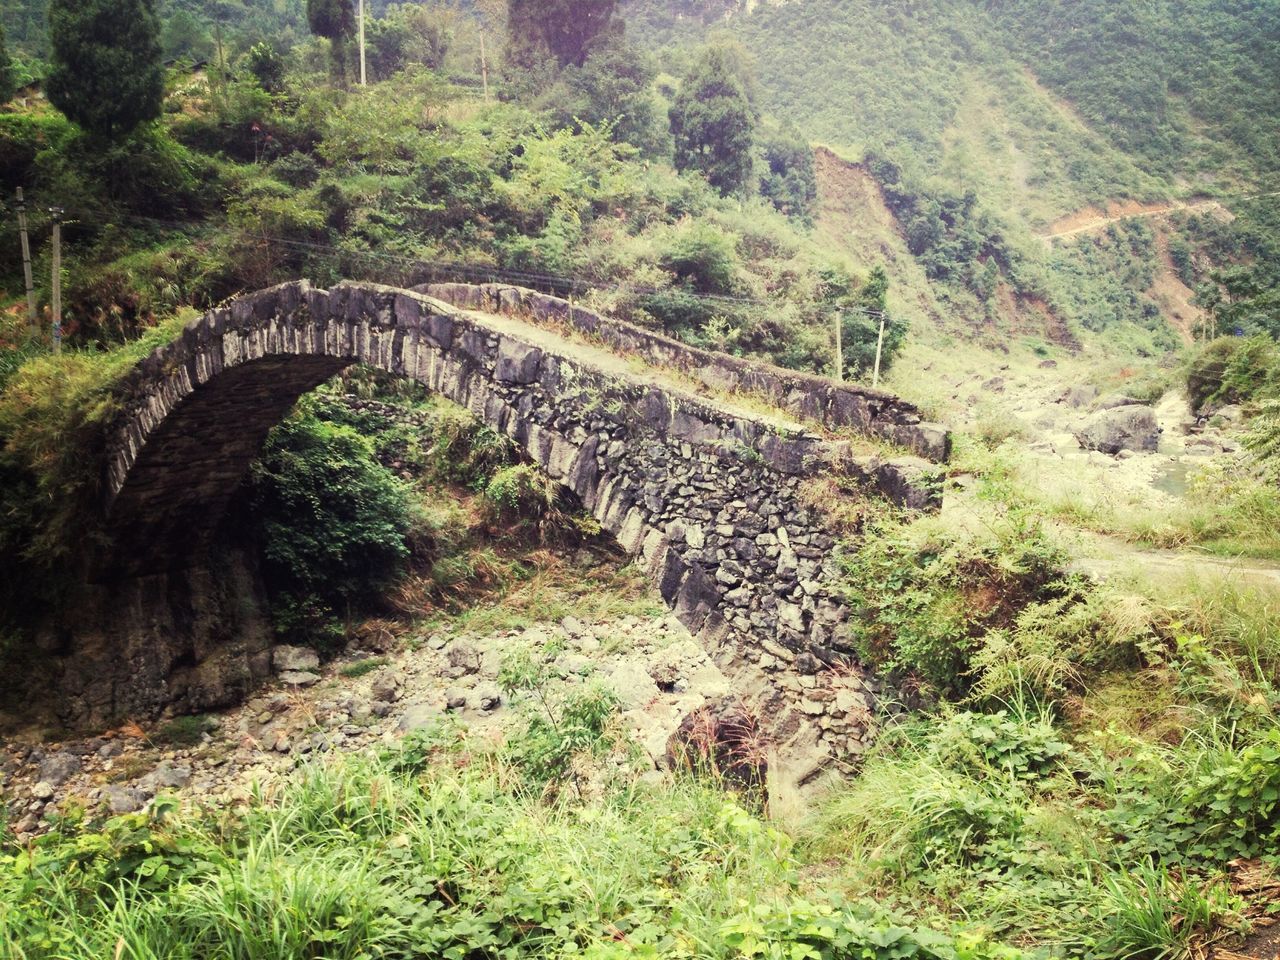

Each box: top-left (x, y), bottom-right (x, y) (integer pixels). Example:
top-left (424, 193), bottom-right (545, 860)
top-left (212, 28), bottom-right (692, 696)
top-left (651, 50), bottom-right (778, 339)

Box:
top-left (1, 605), bottom-right (878, 841)
top-left (948, 358), bottom-right (1242, 509)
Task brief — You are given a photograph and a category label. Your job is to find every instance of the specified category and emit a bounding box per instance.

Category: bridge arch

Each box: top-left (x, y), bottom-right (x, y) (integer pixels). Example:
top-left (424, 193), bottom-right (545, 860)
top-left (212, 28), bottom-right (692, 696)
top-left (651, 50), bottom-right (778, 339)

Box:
top-left (78, 280), bottom-right (939, 751)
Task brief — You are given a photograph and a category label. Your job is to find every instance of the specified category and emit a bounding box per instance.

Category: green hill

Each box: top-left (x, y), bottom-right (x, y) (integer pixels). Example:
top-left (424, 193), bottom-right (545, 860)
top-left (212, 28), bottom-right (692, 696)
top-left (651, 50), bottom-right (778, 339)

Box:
top-left (626, 0), bottom-right (1280, 352)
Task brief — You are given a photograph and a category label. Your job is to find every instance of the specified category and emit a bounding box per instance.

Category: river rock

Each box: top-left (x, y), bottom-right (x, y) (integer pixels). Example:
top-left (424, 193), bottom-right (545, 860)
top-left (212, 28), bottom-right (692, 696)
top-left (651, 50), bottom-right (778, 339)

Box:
top-left (279, 670), bottom-right (320, 688)
top-left (272, 645), bottom-right (320, 673)
top-left (1075, 406), bottom-right (1160, 454)
top-left (397, 703), bottom-right (442, 733)
top-left (104, 785), bottom-right (147, 815)
top-left (38, 751), bottom-right (82, 786)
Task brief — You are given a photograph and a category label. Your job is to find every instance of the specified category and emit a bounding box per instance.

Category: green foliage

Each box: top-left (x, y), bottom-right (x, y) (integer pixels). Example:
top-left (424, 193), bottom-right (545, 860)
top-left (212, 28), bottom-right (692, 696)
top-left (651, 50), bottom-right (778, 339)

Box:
top-left (307, 0), bottom-right (355, 81)
top-left (1186, 335), bottom-right (1280, 411)
top-left (824, 265), bottom-right (906, 379)
top-left (499, 640), bottom-right (622, 789)
top-left (153, 715), bottom-right (215, 747)
top-left (837, 513), bottom-right (1070, 698)
top-left (244, 42), bottom-right (286, 93)
top-left (1047, 220), bottom-right (1175, 344)
top-left (482, 464), bottom-right (555, 525)
top-left (670, 43), bottom-right (756, 197)
top-left (927, 709), bottom-right (1070, 783)
top-left (0, 733), bottom-right (1024, 959)
top-left (248, 397), bottom-right (415, 649)
top-left (46, 0), bottom-right (164, 139)
top-left (339, 655), bottom-right (389, 678)
top-left (546, 34), bottom-right (661, 152)
top-left (0, 313), bottom-right (189, 580)
top-left (507, 0), bottom-right (622, 71)
top-left (717, 897), bottom-right (1024, 960)
top-left (1243, 399), bottom-right (1280, 473)
top-left (0, 24), bottom-right (14, 106)
top-left (757, 119), bottom-right (816, 221)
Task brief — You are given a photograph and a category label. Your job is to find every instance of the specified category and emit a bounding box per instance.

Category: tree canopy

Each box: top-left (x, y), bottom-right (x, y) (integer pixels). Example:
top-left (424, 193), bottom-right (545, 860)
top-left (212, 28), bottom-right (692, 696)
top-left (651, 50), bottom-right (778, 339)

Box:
top-left (506, 0), bottom-right (621, 70)
top-left (0, 24), bottom-right (14, 106)
top-left (306, 0), bottom-right (355, 82)
top-left (45, 0), bottom-right (164, 139)
top-left (669, 44), bottom-right (756, 197)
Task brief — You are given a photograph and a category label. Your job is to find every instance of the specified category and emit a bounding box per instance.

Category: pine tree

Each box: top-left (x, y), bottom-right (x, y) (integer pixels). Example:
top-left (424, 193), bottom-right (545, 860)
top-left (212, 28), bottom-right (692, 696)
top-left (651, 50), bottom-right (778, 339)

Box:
top-left (669, 45), bottom-right (756, 197)
top-left (307, 0), bottom-right (356, 84)
top-left (45, 0), bottom-right (164, 139)
top-left (0, 25), bottom-right (15, 106)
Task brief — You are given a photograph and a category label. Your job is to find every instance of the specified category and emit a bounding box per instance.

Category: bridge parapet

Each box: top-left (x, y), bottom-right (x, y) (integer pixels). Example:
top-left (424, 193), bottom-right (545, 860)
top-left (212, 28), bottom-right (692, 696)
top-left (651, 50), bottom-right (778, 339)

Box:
top-left (420, 282), bottom-right (950, 463)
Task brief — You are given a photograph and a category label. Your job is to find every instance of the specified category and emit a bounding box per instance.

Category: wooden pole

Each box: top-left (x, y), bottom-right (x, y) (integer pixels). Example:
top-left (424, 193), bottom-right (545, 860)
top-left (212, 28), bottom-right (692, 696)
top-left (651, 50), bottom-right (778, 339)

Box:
top-left (872, 315), bottom-right (886, 387)
top-left (358, 0), bottom-right (367, 86)
top-left (479, 32), bottom-right (490, 101)
top-left (833, 312), bottom-right (843, 381)
top-left (16, 189), bottom-right (36, 334)
top-left (49, 207), bottom-right (63, 354)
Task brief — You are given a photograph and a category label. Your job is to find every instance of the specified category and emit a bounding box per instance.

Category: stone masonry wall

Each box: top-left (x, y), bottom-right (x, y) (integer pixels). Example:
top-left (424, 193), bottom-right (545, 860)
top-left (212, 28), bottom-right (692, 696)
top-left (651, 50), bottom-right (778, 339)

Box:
top-left (420, 282), bottom-right (951, 463)
top-left (85, 280), bottom-right (942, 762)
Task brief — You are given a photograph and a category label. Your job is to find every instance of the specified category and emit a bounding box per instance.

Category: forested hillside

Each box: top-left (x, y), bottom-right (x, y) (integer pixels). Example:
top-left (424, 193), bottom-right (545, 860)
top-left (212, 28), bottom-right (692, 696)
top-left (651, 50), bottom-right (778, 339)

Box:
top-left (626, 0), bottom-right (1280, 351)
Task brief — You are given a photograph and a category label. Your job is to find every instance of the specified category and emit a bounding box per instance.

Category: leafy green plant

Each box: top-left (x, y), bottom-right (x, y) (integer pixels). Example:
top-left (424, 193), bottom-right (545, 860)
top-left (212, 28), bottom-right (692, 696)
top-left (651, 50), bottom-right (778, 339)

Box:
top-left (499, 640), bottom-right (622, 790)
top-left (248, 397), bottom-right (415, 650)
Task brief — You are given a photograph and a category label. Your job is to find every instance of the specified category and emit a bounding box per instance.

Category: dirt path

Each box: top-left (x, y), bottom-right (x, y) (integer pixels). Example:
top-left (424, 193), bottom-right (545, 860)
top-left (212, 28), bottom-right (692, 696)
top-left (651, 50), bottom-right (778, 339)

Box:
top-left (1069, 534), bottom-right (1280, 590)
top-left (1040, 190), bottom-right (1280, 242)
top-left (1040, 199), bottom-right (1225, 242)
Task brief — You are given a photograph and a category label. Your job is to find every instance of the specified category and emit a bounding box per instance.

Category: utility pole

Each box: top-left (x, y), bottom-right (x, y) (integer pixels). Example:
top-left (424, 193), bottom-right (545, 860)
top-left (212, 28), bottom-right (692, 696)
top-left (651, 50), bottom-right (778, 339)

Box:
top-left (833, 313), bottom-right (843, 382)
top-left (872, 314), bottom-right (886, 388)
top-left (49, 207), bottom-right (63, 354)
top-left (15, 189), bottom-right (36, 334)
top-left (479, 32), bottom-right (490, 101)
top-left (358, 0), bottom-right (367, 87)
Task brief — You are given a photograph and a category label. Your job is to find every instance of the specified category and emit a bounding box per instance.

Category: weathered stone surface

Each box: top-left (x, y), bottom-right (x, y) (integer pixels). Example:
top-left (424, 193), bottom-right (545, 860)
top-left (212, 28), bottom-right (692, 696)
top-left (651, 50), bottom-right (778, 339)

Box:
top-left (423, 283), bottom-right (951, 463)
top-left (104, 784), bottom-right (147, 814)
top-left (396, 702), bottom-right (443, 733)
top-left (272, 645), bottom-right (320, 673)
top-left (38, 752), bottom-right (82, 787)
top-left (1076, 406), bottom-right (1160, 454)
top-left (31, 279), bottom-right (947, 726)
top-left (278, 670), bottom-right (320, 688)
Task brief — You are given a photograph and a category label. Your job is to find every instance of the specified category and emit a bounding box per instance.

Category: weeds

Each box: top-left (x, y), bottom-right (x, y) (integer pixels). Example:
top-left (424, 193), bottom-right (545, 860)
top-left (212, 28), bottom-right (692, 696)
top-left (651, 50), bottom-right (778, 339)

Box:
top-left (0, 733), bottom-right (1019, 960)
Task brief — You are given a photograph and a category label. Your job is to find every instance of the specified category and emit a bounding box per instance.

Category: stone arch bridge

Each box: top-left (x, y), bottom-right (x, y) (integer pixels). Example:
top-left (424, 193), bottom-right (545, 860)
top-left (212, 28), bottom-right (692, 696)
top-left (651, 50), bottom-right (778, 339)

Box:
top-left (52, 281), bottom-right (948, 763)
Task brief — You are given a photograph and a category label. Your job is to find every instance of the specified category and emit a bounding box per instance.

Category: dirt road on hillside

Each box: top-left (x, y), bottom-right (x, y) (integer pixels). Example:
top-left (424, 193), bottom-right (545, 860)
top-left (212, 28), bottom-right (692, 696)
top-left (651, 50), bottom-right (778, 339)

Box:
top-left (1039, 190), bottom-right (1280, 242)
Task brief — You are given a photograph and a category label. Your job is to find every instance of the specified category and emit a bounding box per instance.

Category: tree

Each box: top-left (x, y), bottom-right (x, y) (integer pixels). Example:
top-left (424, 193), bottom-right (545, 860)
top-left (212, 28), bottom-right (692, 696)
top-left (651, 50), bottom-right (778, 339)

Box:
top-left (160, 9), bottom-right (214, 63)
top-left (0, 25), bottom-right (15, 106)
top-left (45, 0), bottom-right (165, 139)
top-left (548, 35), bottom-right (659, 151)
top-left (245, 42), bottom-right (286, 93)
top-left (669, 44), bottom-right (756, 197)
top-left (306, 0), bottom-right (355, 83)
top-left (758, 120), bottom-right (816, 220)
top-left (506, 0), bottom-right (620, 71)
top-left (821, 265), bottom-right (905, 379)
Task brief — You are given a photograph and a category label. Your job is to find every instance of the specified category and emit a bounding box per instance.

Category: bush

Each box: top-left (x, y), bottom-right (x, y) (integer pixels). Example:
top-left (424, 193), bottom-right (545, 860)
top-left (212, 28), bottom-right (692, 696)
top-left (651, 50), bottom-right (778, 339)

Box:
top-left (1186, 335), bottom-right (1280, 411)
top-left (838, 514), bottom-right (1070, 698)
top-left (248, 398), bottom-right (415, 649)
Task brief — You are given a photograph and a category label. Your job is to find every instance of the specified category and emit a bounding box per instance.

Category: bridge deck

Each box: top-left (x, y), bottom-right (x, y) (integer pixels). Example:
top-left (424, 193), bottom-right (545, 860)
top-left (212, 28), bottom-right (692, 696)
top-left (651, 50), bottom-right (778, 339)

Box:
top-left (444, 301), bottom-right (811, 436)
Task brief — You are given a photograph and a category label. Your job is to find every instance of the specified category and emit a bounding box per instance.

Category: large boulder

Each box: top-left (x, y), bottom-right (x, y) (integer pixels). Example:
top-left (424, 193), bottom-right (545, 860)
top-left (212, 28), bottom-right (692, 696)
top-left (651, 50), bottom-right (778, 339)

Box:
top-left (1076, 406), bottom-right (1160, 454)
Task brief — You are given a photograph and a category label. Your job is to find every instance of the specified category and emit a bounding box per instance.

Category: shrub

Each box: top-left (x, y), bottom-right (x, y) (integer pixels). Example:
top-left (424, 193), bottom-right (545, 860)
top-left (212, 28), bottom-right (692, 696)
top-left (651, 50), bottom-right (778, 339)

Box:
top-left (248, 398), bottom-right (415, 649)
top-left (837, 514), bottom-right (1070, 698)
top-left (1186, 335), bottom-right (1280, 411)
